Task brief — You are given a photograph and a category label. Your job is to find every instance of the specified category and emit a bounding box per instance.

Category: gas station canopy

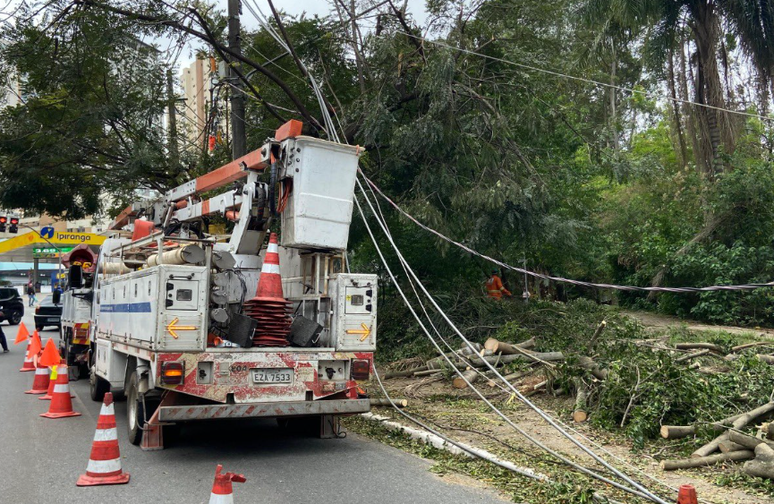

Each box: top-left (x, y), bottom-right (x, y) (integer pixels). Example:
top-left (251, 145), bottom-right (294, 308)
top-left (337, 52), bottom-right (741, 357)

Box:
top-left (0, 229), bottom-right (106, 263)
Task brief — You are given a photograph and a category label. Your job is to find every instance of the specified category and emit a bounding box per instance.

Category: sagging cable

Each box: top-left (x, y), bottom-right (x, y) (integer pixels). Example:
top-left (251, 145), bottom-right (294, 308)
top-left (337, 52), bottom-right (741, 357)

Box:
top-left (355, 177), bottom-right (670, 504)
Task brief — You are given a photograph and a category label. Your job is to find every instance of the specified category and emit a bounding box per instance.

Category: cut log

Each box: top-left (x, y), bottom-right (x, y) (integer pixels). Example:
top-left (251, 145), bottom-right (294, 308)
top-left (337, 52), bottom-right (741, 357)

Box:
top-left (756, 354), bottom-right (774, 365)
top-left (452, 368), bottom-right (479, 389)
top-left (675, 349), bottom-right (710, 363)
top-left (728, 429), bottom-right (774, 451)
top-left (573, 378), bottom-right (589, 423)
top-left (467, 351), bottom-right (565, 368)
top-left (660, 412), bottom-right (746, 439)
top-left (385, 366), bottom-right (428, 379)
top-left (660, 425), bottom-right (697, 439)
top-left (743, 443), bottom-right (774, 480)
top-left (370, 398), bottom-right (408, 407)
top-left (718, 440), bottom-right (747, 453)
top-left (660, 450), bottom-right (754, 471)
top-left (692, 433), bottom-right (728, 458)
top-left (483, 337), bottom-right (536, 354)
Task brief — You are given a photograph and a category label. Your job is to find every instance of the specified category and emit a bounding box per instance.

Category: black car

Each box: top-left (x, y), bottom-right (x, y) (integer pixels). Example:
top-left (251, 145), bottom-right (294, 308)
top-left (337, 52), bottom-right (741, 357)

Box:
top-left (35, 296), bottom-right (62, 331)
top-left (0, 287), bottom-right (24, 325)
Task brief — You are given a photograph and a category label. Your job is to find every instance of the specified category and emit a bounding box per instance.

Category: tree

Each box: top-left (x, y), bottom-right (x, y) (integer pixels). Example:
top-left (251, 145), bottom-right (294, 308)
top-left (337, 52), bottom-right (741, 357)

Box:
top-left (582, 0), bottom-right (774, 178)
top-left (0, 1), bottom-right (185, 218)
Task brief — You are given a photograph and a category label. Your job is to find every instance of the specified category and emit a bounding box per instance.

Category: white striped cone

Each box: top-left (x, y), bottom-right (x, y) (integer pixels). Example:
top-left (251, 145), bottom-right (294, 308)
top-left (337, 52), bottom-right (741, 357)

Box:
top-left (209, 464), bottom-right (245, 504)
top-left (77, 392), bottom-right (130, 486)
top-left (25, 363), bottom-right (50, 394)
top-left (40, 364), bottom-right (80, 418)
top-left (19, 337), bottom-right (35, 372)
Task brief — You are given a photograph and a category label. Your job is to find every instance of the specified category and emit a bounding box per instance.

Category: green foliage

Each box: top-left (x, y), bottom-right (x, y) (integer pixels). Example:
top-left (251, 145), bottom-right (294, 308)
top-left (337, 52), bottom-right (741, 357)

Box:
top-left (0, 1), bottom-right (186, 217)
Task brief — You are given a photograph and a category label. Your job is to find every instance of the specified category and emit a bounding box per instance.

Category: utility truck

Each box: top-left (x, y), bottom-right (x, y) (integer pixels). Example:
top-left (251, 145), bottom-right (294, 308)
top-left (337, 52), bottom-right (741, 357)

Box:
top-left (60, 244), bottom-right (98, 377)
top-left (90, 121), bottom-right (376, 449)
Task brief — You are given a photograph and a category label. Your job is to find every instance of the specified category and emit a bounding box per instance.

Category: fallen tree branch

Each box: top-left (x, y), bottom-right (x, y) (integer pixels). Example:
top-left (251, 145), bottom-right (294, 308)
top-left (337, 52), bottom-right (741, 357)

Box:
top-left (675, 342), bottom-right (724, 353)
top-left (675, 349), bottom-right (710, 363)
top-left (660, 450), bottom-right (754, 470)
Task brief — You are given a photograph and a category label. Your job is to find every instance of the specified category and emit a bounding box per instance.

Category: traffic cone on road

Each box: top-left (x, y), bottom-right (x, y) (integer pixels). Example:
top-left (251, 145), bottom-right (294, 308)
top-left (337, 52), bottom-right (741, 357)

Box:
top-left (77, 392), bottom-right (130, 486)
top-left (19, 330), bottom-right (39, 372)
top-left (39, 338), bottom-right (61, 367)
top-left (40, 364), bottom-right (81, 419)
top-left (242, 233), bottom-right (291, 346)
top-left (38, 360), bottom-right (73, 401)
top-left (13, 322), bottom-right (30, 344)
top-left (677, 485), bottom-right (698, 504)
top-left (208, 464), bottom-right (246, 504)
top-left (25, 360), bottom-right (50, 394)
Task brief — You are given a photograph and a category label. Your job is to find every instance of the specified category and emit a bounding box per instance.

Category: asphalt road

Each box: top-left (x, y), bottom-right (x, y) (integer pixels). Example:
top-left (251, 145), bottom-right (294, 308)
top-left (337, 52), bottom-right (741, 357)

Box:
top-left (0, 305), bottom-right (509, 504)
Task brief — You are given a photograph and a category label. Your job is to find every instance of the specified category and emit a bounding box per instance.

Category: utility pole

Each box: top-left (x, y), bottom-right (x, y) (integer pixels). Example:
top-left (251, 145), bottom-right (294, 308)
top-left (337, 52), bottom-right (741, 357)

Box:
top-left (227, 0), bottom-right (247, 159)
top-left (166, 69), bottom-right (179, 169)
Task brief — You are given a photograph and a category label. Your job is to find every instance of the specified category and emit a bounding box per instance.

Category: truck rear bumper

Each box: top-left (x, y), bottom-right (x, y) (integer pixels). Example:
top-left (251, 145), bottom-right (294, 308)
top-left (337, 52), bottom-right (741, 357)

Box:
top-left (157, 398), bottom-right (370, 422)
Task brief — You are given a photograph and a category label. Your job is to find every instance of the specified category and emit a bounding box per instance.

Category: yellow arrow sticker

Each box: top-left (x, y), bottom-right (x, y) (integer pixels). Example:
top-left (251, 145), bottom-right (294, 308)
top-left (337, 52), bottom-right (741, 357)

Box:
top-left (346, 323), bottom-right (372, 341)
top-left (166, 317), bottom-right (198, 339)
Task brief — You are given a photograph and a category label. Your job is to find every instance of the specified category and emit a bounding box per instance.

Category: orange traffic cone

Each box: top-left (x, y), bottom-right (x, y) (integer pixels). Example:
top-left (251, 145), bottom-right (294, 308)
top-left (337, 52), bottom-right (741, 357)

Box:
top-left (40, 364), bottom-right (81, 419)
top-left (25, 360), bottom-right (50, 394)
top-left (242, 233), bottom-right (291, 346)
top-left (39, 338), bottom-right (61, 367)
top-left (77, 392), bottom-right (130, 486)
top-left (19, 330), bottom-right (40, 372)
top-left (208, 464), bottom-right (246, 504)
top-left (13, 322), bottom-right (30, 344)
top-left (38, 360), bottom-right (72, 401)
top-left (677, 485), bottom-right (697, 504)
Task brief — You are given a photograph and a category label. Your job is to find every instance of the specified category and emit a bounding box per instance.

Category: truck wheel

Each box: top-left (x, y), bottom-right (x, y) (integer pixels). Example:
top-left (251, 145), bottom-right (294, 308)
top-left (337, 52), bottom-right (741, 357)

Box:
top-left (89, 365), bottom-right (110, 402)
top-left (8, 311), bottom-right (21, 325)
top-left (126, 371), bottom-right (144, 445)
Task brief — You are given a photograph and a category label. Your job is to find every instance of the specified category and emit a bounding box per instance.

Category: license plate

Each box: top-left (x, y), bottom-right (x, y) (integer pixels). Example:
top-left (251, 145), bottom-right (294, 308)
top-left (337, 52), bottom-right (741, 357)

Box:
top-left (252, 368), bottom-right (293, 385)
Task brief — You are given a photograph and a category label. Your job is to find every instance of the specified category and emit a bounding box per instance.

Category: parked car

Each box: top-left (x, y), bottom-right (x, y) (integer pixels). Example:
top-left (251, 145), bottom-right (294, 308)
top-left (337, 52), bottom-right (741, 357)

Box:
top-left (35, 296), bottom-right (62, 331)
top-left (0, 287), bottom-right (24, 325)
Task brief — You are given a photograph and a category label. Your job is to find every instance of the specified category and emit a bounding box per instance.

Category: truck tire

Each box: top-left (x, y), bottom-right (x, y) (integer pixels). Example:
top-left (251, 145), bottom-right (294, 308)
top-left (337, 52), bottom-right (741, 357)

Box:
top-left (89, 365), bottom-right (110, 402)
top-left (126, 371), bottom-right (144, 445)
top-left (8, 311), bottom-right (21, 325)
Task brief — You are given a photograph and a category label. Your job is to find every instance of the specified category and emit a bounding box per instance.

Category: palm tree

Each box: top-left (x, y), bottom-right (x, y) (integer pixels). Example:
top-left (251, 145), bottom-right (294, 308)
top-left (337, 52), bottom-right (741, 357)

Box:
top-left (582, 0), bottom-right (774, 178)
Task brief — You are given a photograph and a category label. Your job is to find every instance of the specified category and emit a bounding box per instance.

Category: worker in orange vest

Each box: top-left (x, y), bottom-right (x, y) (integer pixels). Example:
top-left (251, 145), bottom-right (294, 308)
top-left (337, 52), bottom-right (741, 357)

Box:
top-left (486, 269), bottom-right (512, 299)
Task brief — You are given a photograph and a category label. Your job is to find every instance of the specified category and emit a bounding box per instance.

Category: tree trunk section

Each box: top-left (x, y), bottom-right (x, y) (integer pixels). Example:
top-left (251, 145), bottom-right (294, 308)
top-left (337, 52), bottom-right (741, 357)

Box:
top-left (743, 443), bottom-right (774, 480)
top-left (483, 337), bottom-right (535, 354)
top-left (661, 450), bottom-right (754, 470)
top-left (452, 368), bottom-right (479, 389)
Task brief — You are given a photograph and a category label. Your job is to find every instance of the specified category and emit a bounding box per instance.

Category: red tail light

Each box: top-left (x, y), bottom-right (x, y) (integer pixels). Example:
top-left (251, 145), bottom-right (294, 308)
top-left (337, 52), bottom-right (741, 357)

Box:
top-left (351, 359), bottom-right (370, 381)
top-left (35, 306), bottom-right (40, 314)
top-left (161, 362), bottom-right (185, 385)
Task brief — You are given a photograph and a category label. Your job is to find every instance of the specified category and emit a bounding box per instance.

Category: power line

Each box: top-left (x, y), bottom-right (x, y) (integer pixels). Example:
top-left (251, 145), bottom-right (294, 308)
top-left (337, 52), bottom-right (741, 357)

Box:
top-left (354, 182), bottom-right (668, 503)
top-left (362, 172), bottom-right (774, 294)
top-left (394, 30), bottom-right (774, 124)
